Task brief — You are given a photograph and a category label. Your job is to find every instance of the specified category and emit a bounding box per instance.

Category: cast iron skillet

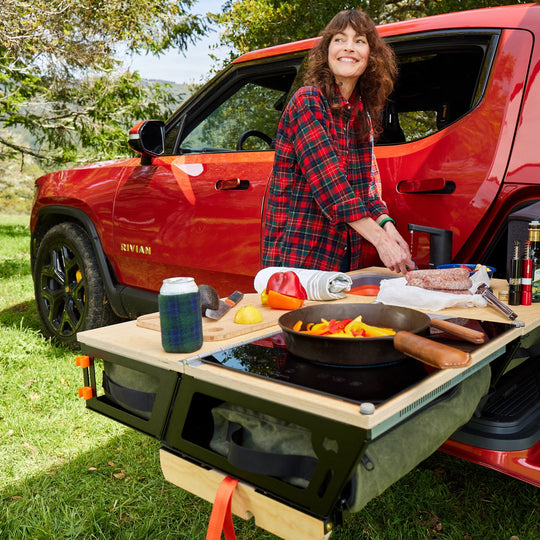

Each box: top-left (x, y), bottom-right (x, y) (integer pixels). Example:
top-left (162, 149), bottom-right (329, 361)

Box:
top-left (278, 304), bottom-right (430, 366)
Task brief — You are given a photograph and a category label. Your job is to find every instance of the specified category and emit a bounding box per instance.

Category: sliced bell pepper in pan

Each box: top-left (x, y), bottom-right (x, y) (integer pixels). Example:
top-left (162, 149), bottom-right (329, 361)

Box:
top-left (295, 315), bottom-right (395, 338)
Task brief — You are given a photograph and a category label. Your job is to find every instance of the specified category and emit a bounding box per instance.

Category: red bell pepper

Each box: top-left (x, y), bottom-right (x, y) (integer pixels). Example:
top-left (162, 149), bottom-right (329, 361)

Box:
top-left (266, 271), bottom-right (307, 300)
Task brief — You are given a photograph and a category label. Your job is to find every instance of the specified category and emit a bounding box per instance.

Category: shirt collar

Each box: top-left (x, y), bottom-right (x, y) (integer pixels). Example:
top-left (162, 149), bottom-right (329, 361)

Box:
top-left (333, 84), bottom-right (363, 113)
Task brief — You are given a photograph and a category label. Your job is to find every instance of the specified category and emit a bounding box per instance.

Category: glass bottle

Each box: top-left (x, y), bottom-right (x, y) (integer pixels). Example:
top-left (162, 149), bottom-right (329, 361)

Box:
top-left (528, 220), bottom-right (540, 302)
top-left (522, 241), bottom-right (532, 306)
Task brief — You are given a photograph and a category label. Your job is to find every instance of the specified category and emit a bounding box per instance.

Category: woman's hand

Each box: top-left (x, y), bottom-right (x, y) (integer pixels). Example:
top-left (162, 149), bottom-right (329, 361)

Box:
top-left (381, 220), bottom-right (413, 264)
top-left (349, 217), bottom-right (414, 274)
top-left (377, 221), bottom-right (414, 274)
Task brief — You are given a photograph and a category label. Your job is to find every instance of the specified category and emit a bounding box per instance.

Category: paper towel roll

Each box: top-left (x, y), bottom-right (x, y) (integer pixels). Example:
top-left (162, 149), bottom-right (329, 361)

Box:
top-left (254, 267), bottom-right (352, 301)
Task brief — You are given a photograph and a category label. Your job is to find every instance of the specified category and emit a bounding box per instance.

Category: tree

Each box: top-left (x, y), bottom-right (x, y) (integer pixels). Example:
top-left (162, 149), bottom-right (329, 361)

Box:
top-left (0, 0), bottom-right (209, 166)
top-left (211, 0), bottom-right (527, 59)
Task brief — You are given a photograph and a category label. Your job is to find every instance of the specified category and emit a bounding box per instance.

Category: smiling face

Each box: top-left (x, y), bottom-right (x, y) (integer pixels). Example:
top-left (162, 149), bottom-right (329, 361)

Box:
top-left (328, 25), bottom-right (370, 94)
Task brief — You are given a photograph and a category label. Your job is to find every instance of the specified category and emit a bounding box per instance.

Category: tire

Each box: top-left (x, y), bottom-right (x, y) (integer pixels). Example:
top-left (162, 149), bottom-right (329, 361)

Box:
top-left (33, 222), bottom-right (116, 345)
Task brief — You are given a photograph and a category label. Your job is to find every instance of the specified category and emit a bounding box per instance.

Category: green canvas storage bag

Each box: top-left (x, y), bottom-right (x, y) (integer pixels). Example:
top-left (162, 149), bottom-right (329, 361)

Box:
top-left (209, 365), bottom-right (491, 513)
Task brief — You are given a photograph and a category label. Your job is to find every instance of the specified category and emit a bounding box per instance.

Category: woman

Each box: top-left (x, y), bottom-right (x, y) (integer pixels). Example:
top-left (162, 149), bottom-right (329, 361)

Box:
top-left (261, 9), bottom-right (413, 275)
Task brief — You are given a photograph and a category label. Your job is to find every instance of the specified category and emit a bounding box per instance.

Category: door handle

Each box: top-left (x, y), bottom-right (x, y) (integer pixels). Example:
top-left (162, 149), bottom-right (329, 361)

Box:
top-left (215, 179), bottom-right (250, 191)
top-left (397, 178), bottom-right (454, 194)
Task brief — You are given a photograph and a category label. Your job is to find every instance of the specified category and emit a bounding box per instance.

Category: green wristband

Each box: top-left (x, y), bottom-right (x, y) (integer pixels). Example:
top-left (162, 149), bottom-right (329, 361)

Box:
top-left (379, 217), bottom-right (396, 228)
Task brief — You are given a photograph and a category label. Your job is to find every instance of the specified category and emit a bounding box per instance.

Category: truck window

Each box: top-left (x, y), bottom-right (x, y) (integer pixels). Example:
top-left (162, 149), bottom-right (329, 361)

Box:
top-left (164, 59), bottom-right (302, 155)
top-left (378, 32), bottom-right (499, 144)
top-left (182, 81), bottom-right (285, 152)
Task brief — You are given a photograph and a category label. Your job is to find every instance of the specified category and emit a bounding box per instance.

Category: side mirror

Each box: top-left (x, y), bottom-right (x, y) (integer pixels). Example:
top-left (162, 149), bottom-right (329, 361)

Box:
top-left (128, 120), bottom-right (165, 158)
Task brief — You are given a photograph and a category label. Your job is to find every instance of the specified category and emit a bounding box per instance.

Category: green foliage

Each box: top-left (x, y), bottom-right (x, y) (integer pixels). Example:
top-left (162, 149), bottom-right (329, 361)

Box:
top-left (27, 71), bottom-right (180, 164)
top-left (0, 0), bottom-right (528, 172)
top-left (0, 1), bottom-right (207, 166)
top-left (211, 0), bottom-right (528, 60)
top-left (212, 0), bottom-right (354, 57)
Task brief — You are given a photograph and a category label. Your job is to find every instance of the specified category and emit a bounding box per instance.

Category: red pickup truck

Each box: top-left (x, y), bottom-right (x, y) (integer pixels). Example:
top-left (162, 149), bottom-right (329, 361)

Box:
top-left (31, 4), bottom-right (540, 342)
top-left (31, 5), bottom-right (539, 486)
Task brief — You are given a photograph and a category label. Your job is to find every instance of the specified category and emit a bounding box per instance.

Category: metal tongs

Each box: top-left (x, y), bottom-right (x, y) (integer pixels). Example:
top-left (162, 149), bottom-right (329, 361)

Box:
top-left (476, 283), bottom-right (518, 321)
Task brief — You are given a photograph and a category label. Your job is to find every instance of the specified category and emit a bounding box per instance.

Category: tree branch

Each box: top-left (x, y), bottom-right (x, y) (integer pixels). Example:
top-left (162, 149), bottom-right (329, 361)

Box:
top-left (0, 137), bottom-right (50, 160)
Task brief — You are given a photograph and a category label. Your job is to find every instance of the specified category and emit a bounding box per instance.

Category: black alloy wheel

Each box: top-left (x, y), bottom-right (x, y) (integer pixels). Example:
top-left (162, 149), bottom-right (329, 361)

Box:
top-left (33, 222), bottom-right (114, 344)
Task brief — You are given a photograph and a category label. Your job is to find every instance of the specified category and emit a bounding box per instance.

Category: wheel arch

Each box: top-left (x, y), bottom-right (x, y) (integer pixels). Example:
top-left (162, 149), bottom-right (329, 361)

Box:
top-left (31, 206), bottom-right (129, 318)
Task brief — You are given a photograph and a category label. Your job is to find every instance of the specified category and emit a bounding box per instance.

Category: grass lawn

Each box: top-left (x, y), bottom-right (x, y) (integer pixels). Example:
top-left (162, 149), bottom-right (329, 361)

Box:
top-left (0, 213), bottom-right (538, 539)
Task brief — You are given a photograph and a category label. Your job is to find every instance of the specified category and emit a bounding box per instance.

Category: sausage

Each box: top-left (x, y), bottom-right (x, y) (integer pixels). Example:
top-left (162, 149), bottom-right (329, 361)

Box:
top-left (407, 267), bottom-right (470, 281)
top-left (406, 278), bottom-right (472, 291)
top-left (405, 267), bottom-right (472, 291)
top-left (426, 288), bottom-right (472, 295)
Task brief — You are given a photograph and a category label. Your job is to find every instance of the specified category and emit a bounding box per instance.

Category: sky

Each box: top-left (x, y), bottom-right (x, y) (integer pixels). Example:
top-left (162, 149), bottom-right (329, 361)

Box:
top-left (121, 0), bottom-right (228, 84)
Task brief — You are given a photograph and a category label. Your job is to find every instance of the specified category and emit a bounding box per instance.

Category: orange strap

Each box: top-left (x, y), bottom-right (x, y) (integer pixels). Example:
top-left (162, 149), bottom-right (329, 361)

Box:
top-left (206, 476), bottom-right (238, 540)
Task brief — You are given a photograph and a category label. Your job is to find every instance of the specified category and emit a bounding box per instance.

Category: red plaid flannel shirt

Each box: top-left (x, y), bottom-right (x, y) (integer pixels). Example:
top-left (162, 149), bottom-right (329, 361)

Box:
top-left (261, 86), bottom-right (388, 271)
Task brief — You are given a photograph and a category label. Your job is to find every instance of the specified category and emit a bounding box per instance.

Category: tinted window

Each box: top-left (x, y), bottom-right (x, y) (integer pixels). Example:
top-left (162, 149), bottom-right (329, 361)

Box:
top-left (379, 32), bottom-right (499, 144)
top-left (164, 58), bottom-right (303, 154)
top-left (183, 82), bottom-right (285, 151)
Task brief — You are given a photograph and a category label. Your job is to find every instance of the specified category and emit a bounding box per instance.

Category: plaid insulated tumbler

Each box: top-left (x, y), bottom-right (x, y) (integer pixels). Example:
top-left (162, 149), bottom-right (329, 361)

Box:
top-left (159, 277), bottom-right (203, 353)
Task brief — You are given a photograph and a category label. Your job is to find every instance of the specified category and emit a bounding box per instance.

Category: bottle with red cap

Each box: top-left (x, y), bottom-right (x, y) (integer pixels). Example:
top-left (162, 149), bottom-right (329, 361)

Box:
top-left (522, 240), bottom-right (532, 306)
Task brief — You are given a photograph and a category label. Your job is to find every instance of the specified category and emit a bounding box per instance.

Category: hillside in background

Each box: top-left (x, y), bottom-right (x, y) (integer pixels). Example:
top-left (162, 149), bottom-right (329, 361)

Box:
top-left (0, 79), bottom-right (192, 215)
top-left (146, 80), bottom-right (189, 96)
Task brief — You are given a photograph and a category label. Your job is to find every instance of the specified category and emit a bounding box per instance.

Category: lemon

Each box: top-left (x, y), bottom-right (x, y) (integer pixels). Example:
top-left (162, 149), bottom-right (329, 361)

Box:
top-left (234, 304), bottom-right (263, 324)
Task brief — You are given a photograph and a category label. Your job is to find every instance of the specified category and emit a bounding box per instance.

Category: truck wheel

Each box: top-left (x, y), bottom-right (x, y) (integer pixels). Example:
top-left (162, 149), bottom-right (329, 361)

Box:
top-left (34, 222), bottom-right (115, 345)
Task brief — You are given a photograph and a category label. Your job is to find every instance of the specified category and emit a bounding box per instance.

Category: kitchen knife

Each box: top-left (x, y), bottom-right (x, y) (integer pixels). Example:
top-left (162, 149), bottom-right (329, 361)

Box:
top-left (205, 291), bottom-right (244, 320)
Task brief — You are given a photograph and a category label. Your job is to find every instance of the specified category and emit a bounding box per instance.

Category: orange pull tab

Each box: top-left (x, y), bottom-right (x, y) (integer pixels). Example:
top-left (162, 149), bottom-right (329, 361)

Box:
top-left (78, 386), bottom-right (94, 400)
top-left (75, 355), bottom-right (92, 368)
top-left (206, 476), bottom-right (238, 540)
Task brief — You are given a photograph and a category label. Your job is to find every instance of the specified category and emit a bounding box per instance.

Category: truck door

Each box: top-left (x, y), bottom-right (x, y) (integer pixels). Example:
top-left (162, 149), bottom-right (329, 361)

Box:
top-left (375, 30), bottom-right (532, 268)
top-left (112, 58), bottom-right (302, 295)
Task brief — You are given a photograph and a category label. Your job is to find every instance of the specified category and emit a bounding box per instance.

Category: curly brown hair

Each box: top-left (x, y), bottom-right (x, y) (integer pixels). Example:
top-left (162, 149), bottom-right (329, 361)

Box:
top-left (304, 9), bottom-right (397, 139)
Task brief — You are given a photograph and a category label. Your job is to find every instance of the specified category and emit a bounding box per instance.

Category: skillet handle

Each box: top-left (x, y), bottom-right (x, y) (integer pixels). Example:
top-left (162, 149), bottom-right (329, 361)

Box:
top-left (394, 331), bottom-right (472, 369)
top-left (429, 318), bottom-right (486, 344)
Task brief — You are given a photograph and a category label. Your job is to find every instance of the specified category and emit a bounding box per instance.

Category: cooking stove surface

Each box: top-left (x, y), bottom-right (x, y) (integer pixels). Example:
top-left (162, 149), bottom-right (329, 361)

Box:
top-left (201, 318), bottom-right (515, 406)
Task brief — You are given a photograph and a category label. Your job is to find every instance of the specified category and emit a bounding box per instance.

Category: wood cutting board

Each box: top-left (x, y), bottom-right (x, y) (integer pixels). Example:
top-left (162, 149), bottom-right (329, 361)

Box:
top-left (137, 293), bottom-right (294, 341)
top-left (136, 268), bottom-right (388, 342)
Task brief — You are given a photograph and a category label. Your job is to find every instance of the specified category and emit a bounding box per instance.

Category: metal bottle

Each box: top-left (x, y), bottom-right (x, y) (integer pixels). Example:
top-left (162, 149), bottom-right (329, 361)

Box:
top-left (158, 277), bottom-right (203, 353)
top-left (508, 240), bottom-right (521, 306)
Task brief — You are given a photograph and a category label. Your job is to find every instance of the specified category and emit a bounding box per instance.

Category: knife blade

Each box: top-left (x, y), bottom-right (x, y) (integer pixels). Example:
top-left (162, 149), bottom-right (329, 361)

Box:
top-left (205, 291), bottom-right (244, 320)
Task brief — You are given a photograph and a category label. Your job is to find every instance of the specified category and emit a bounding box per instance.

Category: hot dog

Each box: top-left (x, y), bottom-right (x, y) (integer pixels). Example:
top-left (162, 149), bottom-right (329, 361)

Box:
top-left (405, 267), bottom-right (472, 292)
